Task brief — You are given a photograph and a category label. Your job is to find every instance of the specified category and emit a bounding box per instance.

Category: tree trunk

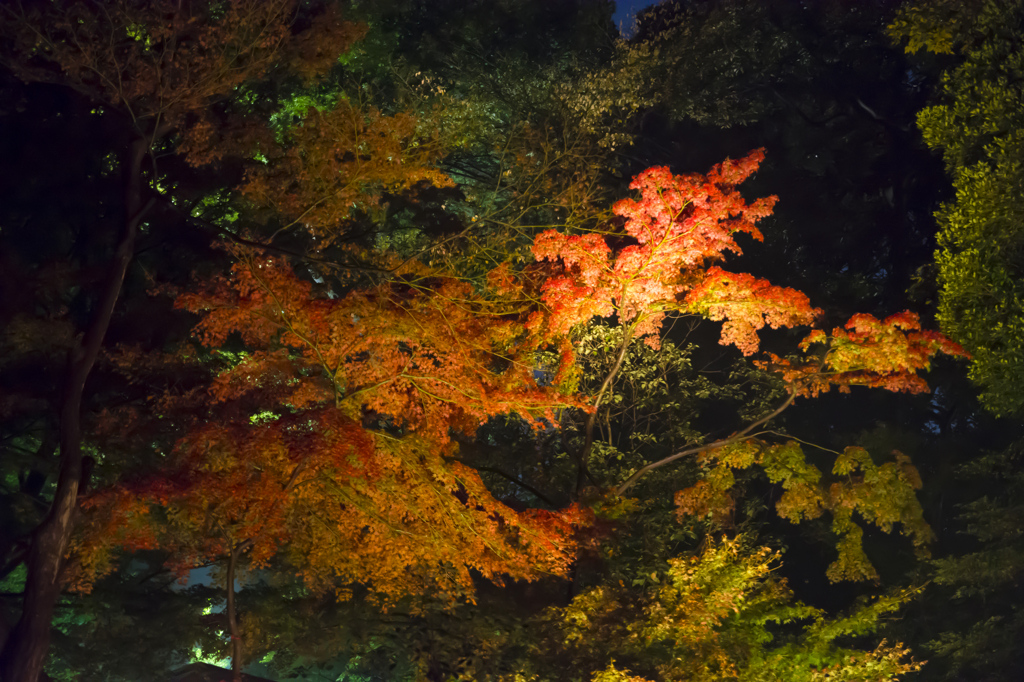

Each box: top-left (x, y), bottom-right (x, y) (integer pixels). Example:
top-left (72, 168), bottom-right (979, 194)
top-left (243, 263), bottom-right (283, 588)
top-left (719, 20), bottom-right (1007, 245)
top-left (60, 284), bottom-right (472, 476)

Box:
top-left (227, 543), bottom-right (244, 682)
top-left (0, 136), bottom-right (150, 682)
top-left (576, 325), bottom-right (635, 494)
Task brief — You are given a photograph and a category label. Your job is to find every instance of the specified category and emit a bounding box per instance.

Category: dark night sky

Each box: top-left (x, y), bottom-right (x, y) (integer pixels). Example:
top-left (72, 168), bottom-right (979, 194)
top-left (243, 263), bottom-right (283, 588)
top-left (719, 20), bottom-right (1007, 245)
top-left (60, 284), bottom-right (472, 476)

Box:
top-left (612, 0), bottom-right (658, 37)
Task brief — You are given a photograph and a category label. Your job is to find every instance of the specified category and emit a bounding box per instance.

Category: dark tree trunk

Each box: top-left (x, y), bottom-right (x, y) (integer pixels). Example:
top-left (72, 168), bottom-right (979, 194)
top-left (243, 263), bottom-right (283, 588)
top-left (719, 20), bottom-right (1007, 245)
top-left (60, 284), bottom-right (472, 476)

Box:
top-left (0, 136), bottom-right (150, 682)
top-left (576, 325), bottom-right (634, 495)
top-left (227, 543), bottom-right (244, 682)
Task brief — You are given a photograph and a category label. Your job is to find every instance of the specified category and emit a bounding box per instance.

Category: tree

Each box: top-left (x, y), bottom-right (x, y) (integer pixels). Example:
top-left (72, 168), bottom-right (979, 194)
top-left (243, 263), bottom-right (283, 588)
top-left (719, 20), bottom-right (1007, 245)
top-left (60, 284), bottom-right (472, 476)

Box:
top-left (76, 243), bottom-right (588, 676)
top-left (201, 148), bottom-right (961, 682)
top-left (0, 2), bottom-right (987, 679)
top-left (526, 149), bottom-right (962, 580)
top-left (330, 0), bottom-right (634, 281)
top-left (14, 137), bottom-right (957, 682)
top-left (891, 0), bottom-right (1024, 417)
top-left (0, 0), bottom-right (364, 678)
top-left (1, 1), bottom-right (614, 674)
top-left (626, 2), bottom-right (943, 314)
top-left (923, 440), bottom-right (1024, 681)
top-left (516, 537), bottom-right (922, 682)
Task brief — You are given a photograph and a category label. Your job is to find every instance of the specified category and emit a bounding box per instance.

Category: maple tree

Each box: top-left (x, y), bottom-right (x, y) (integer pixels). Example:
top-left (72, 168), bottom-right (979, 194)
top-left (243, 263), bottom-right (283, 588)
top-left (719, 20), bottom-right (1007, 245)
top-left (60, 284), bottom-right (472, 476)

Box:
top-left (515, 149), bottom-right (966, 609)
top-left (133, 149), bottom-right (969, 676)
top-left (323, 535), bottom-right (924, 682)
top-left (0, 0), bottom-right (366, 678)
top-left (71, 243), bottom-right (589, 675)
top-left (0, 2), bottom-right (1002, 679)
top-left (62, 145), bottom-right (964, 679)
top-left (181, 97), bottom-right (453, 248)
top-left (303, 146), bottom-right (958, 682)
top-left (530, 537), bottom-right (922, 682)
top-left (0, 1), bottom-right (614, 671)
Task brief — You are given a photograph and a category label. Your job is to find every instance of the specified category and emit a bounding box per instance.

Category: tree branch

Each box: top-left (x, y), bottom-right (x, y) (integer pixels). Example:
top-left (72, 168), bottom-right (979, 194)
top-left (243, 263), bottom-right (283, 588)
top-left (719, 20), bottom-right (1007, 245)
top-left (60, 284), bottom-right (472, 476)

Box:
top-left (578, 325), bottom-right (636, 494)
top-left (613, 390), bottom-right (796, 496)
top-left (447, 456), bottom-right (560, 508)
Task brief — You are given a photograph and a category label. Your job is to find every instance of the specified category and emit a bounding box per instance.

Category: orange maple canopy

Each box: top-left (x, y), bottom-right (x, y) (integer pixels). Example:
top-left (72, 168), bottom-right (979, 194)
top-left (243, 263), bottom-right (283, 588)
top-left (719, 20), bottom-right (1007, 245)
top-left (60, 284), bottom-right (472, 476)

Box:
top-left (70, 149), bottom-right (966, 606)
top-left (530, 149), bottom-right (966, 391)
top-left (78, 409), bottom-right (584, 604)
top-left (75, 246), bottom-right (592, 603)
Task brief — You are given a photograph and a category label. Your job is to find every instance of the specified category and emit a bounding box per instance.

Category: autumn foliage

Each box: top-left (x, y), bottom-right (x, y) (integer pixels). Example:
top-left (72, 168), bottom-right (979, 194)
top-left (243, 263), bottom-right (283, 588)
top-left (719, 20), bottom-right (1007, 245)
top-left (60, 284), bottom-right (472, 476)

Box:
top-left (0, 0), bottom-right (998, 676)
top-left (526, 149), bottom-right (965, 584)
top-left (72, 149), bottom-right (964, 631)
top-left (182, 99), bottom-right (453, 245)
top-left (531, 150), bottom-right (819, 351)
top-left (179, 246), bottom-right (581, 438)
top-left (75, 244), bottom-right (589, 603)
top-left (759, 310), bottom-right (969, 397)
top-left (79, 410), bottom-right (584, 604)
top-left (549, 538), bottom-right (922, 682)
top-left (675, 441), bottom-right (934, 582)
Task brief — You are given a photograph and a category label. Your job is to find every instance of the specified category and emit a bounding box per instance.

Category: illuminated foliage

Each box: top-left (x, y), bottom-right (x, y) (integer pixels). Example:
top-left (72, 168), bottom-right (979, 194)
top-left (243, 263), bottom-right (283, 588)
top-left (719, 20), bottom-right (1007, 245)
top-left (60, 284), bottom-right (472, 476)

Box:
top-left (79, 412), bottom-right (582, 606)
top-left (183, 99), bottom-right (453, 246)
top-left (676, 441), bottom-right (933, 583)
top-left (73, 241), bottom-right (590, 606)
top-left (891, 0), bottom-right (1024, 416)
top-left (532, 149), bottom-right (816, 350)
top-left (760, 310), bottom-right (969, 398)
top-left (0, 3), bottom-right (991, 677)
top-left (504, 538), bottom-right (921, 682)
top-left (888, 0), bottom-right (980, 56)
top-left (528, 151), bottom-right (964, 589)
top-left (0, 1), bottom-right (370, 679)
top-left (177, 245), bottom-right (581, 438)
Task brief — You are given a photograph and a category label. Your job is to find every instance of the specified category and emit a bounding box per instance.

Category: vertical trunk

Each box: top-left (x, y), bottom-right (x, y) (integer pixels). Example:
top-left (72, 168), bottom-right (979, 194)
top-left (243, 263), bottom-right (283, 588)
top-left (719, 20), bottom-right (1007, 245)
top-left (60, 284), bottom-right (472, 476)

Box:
top-left (576, 326), bottom-right (635, 495)
top-left (227, 544), bottom-right (244, 682)
top-left (0, 137), bottom-right (150, 682)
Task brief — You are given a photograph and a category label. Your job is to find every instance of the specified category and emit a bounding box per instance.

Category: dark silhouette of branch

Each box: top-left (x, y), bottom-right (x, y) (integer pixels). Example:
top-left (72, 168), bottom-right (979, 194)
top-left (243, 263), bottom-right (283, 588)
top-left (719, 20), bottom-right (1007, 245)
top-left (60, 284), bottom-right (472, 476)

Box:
top-left (614, 390), bottom-right (796, 496)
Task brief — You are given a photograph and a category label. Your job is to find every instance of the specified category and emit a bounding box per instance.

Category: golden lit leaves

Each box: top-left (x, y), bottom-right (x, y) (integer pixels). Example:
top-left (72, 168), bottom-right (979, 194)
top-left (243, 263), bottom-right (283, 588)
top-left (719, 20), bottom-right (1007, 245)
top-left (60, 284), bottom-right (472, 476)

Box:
top-left (74, 243), bottom-right (596, 604)
top-left (75, 410), bottom-right (584, 604)
top-left (641, 543), bottom-right (792, 665)
top-left (178, 245), bottom-right (581, 443)
top-left (760, 441), bottom-right (827, 523)
top-left (684, 267), bottom-right (820, 355)
top-left (674, 441), bottom-right (932, 583)
top-left (826, 447), bottom-right (933, 582)
top-left (673, 473), bottom-right (735, 524)
top-left (830, 312), bottom-right (968, 377)
top-left (237, 99), bottom-right (453, 245)
top-left (288, 431), bottom-right (583, 605)
top-left (590, 664), bottom-right (654, 682)
top-left (70, 490), bottom-right (161, 592)
top-left (70, 223), bottom-right (600, 602)
top-left (551, 538), bottom-right (921, 682)
top-left (888, 0), bottom-right (975, 54)
top-left (827, 519), bottom-right (876, 583)
top-left (759, 311), bottom-right (969, 397)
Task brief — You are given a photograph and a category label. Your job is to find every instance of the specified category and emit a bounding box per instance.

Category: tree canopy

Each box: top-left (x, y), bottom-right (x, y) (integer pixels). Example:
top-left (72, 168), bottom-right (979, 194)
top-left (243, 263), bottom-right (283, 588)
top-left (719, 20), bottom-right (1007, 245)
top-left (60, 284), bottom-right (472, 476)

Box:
top-left (0, 2), bottom-right (1022, 682)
